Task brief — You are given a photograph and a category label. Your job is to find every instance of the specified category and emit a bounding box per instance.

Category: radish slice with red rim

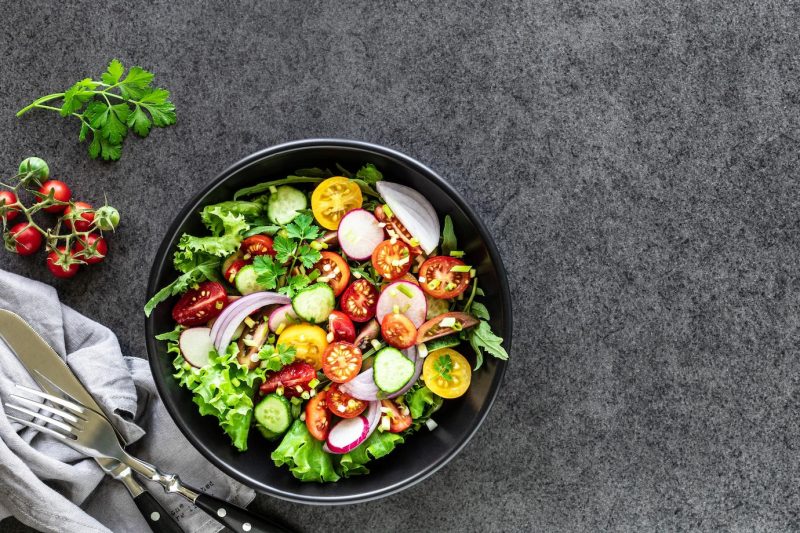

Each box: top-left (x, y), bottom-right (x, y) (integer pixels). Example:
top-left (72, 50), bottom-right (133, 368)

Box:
top-left (376, 281), bottom-right (427, 328)
top-left (376, 181), bottom-right (440, 255)
top-left (324, 401), bottom-right (381, 454)
top-left (338, 209), bottom-right (385, 261)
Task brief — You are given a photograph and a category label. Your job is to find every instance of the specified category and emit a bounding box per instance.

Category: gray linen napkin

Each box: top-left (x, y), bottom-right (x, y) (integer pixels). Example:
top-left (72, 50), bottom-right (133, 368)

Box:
top-left (0, 268), bottom-right (256, 532)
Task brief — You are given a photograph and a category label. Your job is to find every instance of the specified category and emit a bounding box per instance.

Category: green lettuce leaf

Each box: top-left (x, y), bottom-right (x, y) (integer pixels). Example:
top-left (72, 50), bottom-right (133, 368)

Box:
top-left (441, 215), bottom-right (457, 256)
top-left (271, 420), bottom-right (340, 482)
top-left (143, 256), bottom-right (220, 316)
top-left (337, 430), bottom-right (405, 478)
top-left (201, 201), bottom-right (262, 232)
top-left (172, 343), bottom-right (265, 451)
top-left (404, 384), bottom-right (443, 431)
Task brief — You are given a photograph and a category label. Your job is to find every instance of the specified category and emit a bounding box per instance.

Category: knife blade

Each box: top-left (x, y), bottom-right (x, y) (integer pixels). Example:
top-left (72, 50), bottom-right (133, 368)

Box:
top-left (0, 309), bottom-right (183, 533)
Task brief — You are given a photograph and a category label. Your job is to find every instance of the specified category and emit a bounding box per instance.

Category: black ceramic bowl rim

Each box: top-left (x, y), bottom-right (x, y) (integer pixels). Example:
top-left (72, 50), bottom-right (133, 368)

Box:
top-left (145, 139), bottom-right (512, 505)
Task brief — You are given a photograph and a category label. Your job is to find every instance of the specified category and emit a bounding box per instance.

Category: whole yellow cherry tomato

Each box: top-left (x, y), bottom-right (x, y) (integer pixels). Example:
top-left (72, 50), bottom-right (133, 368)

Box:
top-left (277, 323), bottom-right (328, 370)
top-left (422, 348), bottom-right (471, 399)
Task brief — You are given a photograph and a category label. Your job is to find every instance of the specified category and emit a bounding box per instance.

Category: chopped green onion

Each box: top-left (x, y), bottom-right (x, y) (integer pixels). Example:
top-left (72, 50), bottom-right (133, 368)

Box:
top-left (397, 284), bottom-right (414, 298)
top-left (276, 386), bottom-right (285, 396)
top-left (392, 304), bottom-right (400, 314)
top-left (427, 279), bottom-right (441, 290)
top-left (450, 265), bottom-right (472, 273)
top-left (290, 396), bottom-right (302, 405)
top-left (309, 378), bottom-right (320, 388)
top-left (439, 316), bottom-right (456, 328)
top-left (231, 378), bottom-right (241, 387)
top-left (244, 316), bottom-right (256, 329)
top-left (371, 339), bottom-right (382, 350)
top-left (300, 391), bottom-right (310, 400)
top-left (310, 240), bottom-right (324, 250)
top-left (308, 269), bottom-right (321, 282)
top-left (269, 185), bottom-right (278, 194)
top-left (446, 282), bottom-right (457, 291)
top-left (452, 320), bottom-right (463, 331)
top-left (449, 250), bottom-right (465, 258)
top-left (382, 204), bottom-right (394, 218)
top-left (409, 237), bottom-right (420, 246)
top-left (469, 269), bottom-right (476, 277)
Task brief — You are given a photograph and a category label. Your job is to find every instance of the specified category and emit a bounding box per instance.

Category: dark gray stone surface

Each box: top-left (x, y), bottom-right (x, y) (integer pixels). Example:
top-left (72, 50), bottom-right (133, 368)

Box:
top-left (2, 0), bottom-right (800, 531)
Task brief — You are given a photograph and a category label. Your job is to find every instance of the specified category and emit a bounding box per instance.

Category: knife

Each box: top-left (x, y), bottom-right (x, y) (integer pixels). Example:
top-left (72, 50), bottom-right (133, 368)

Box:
top-left (0, 309), bottom-right (183, 533)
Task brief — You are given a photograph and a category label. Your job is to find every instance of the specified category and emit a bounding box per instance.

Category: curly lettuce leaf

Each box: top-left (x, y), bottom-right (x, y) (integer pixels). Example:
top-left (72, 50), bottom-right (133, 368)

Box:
top-left (143, 256), bottom-right (220, 316)
top-left (337, 430), bottom-right (405, 478)
top-left (172, 343), bottom-right (265, 451)
top-left (271, 420), bottom-right (340, 482)
top-left (201, 201), bottom-right (262, 232)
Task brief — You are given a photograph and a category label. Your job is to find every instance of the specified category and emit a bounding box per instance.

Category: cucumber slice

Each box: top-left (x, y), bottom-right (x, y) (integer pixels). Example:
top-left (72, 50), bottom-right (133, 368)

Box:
top-left (268, 186), bottom-right (307, 224)
top-left (254, 393), bottom-right (293, 435)
top-left (373, 347), bottom-right (415, 393)
top-left (291, 283), bottom-right (335, 323)
top-left (234, 264), bottom-right (267, 295)
top-left (424, 334), bottom-right (460, 352)
top-left (257, 425), bottom-right (283, 441)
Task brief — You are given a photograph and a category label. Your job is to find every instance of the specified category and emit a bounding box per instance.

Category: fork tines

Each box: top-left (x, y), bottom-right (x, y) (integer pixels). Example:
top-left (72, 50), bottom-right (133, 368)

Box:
top-left (3, 383), bottom-right (86, 441)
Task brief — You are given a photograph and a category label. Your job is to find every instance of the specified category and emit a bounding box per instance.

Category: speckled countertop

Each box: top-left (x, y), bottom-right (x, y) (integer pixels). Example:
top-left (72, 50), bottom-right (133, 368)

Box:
top-left (2, 1), bottom-right (800, 531)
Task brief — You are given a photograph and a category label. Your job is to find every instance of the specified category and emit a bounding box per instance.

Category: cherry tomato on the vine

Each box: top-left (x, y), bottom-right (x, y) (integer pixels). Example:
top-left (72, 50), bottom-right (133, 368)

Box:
top-left (64, 202), bottom-right (94, 232)
top-left (74, 234), bottom-right (108, 265)
top-left (37, 180), bottom-right (71, 213)
top-left (46, 247), bottom-right (80, 279)
top-left (9, 223), bottom-right (43, 256)
top-left (0, 191), bottom-right (19, 221)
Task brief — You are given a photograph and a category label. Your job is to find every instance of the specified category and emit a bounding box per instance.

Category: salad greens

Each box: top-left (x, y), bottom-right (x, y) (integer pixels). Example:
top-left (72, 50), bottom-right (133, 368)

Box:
top-left (272, 420), bottom-right (340, 482)
top-left (338, 431), bottom-right (405, 477)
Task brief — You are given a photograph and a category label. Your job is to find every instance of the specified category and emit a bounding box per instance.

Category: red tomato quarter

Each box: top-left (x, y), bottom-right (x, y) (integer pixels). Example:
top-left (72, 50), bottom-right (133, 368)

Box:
top-left (305, 390), bottom-right (332, 441)
top-left (339, 279), bottom-right (379, 323)
top-left (314, 251), bottom-right (351, 296)
top-left (260, 361), bottom-right (317, 397)
top-left (171, 281), bottom-right (228, 326)
top-left (327, 310), bottom-right (356, 343)
top-left (327, 384), bottom-right (367, 418)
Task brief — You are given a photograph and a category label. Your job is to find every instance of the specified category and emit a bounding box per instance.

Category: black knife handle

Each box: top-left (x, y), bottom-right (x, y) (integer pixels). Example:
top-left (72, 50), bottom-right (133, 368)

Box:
top-left (194, 492), bottom-right (294, 533)
top-left (133, 491), bottom-right (184, 533)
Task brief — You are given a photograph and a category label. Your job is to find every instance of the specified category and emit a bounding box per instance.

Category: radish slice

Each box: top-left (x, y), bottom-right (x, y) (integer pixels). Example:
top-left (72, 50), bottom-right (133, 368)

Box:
top-left (376, 181), bottom-right (440, 255)
top-left (268, 304), bottom-right (297, 332)
top-left (376, 281), bottom-right (427, 328)
top-left (324, 401), bottom-right (380, 454)
top-left (179, 327), bottom-right (215, 368)
top-left (338, 209), bottom-right (385, 260)
top-left (211, 292), bottom-right (290, 353)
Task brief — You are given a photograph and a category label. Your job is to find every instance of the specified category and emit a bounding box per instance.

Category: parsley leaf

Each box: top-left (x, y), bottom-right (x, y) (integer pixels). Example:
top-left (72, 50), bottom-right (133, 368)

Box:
top-left (253, 255), bottom-right (286, 290)
top-left (273, 234), bottom-right (296, 263)
top-left (17, 59), bottom-right (176, 161)
top-left (295, 244), bottom-right (321, 269)
top-left (258, 343), bottom-right (297, 372)
top-left (433, 353), bottom-right (454, 381)
top-left (277, 274), bottom-right (313, 298)
top-left (355, 163), bottom-right (383, 185)
top-left (285, 213), bottom-right (321, 241)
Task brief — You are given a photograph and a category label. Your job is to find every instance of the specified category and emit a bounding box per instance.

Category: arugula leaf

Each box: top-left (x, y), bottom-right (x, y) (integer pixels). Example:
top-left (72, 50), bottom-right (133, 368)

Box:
top-left (470, 301), bottom-right (490, 321)
top-left (17, 59), bottom-right (176, 161)
top-left (143, 257), bottom-right (220, 316)
top-left (272, 420), bottom-right (340, 482)
top-left (234, 177), bottom-right (324, 200)
top-left (355, 163), bottom-right (383, 185)
top-left (243, 225), bottom-right (281, 237)
top-left (173, 343), bottom-right (265, 451)
top-left (252, 255), bottom-right (286, 290)
top-left (350, 264), bottom-right (379, 285)
top-left (441, 215), bottom-right (457, 256)
top-left (154, 324), bottom-right (183, 342)
top-left (463, 320), bottom-right (508, 370)
top-left (337, 430), bottom-right (404, 478)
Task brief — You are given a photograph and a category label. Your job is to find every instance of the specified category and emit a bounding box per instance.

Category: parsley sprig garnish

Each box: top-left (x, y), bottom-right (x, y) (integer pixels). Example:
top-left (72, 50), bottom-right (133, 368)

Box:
top-left (433, 354), bottom-right (454, 382)
top-left (252, 213), bottom-right (323, 297)
top-left (17, 59), bottom-right (176, 161)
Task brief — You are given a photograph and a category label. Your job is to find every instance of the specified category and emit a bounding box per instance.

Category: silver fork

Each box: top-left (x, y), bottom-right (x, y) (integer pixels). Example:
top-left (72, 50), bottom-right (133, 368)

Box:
top-left (4, 383), bottom-right (293, 533)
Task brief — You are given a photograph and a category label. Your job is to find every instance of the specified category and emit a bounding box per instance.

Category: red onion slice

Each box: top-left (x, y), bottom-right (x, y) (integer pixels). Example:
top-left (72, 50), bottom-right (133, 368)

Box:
top-left (376, 181), bottom-right (440, 255)
top-left (211, 292), bottom-right (290, 353)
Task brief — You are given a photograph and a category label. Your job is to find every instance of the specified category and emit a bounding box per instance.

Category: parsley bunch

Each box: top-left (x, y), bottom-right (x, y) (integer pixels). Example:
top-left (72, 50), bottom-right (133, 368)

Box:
top-left (17, 59), bottom-right (176, 161)
top-left (252, 213), bottom-right (323, 297)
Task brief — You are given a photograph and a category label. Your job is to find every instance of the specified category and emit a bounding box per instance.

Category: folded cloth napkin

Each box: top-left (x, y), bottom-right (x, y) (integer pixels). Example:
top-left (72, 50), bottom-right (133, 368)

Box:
top-left (0, 269), bottom-right (255, 533)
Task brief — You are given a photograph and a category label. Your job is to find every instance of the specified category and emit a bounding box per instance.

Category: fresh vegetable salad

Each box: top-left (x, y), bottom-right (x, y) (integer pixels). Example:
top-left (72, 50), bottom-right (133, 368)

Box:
top-left (146, 164), bottom-right (508, 482)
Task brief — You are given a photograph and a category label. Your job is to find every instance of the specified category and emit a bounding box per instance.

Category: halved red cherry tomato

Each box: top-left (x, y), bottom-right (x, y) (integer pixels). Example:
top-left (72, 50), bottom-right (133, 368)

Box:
top-left (0, 191), bottom-right (20, 221)
top-left (314, 251), bottom-right (350, 296)
top-left (381, 313), bottom-right (417, 349)
top-left (37, 180), bottom-right (72, 213)
top-left (241, 235), bottom-right (275, 258)
top-left (371, 240), bottom-right (412, 281)
top-left (260, 361), bottom-right (317, 397)
top-left (224, 259), bottom-right (248, 283)
top-left (64, 202), bottom-right (94, 232)
top-left (419, 256), bottom-right (471, 299)
top-left (305, 390), bottom-right (332, 441)
top-left (328, 310), bottom-right (356, 343)
top-left (340, 279), bottom-right (379, 323)
top-left (46, 247), bottom-right (80, 279)
top-left (322, 342), bottom-right (362, 383)
top-left (73, 234), bottom-right (108, 265)
top-left (380, 399), bottom-right (412, 433)
top-left (327, 384), bottom-right (367, 418)
top-left (171, 281), bottom-right (228, 326)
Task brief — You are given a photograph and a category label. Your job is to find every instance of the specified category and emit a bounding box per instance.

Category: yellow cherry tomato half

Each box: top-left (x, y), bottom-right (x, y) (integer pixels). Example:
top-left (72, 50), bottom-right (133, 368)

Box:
top-left (277, 323), bottom-right (329, 370)
top-left (311, 177), bottom-right (363, 230)
top-left (422, 348), bottom-right (471, 399)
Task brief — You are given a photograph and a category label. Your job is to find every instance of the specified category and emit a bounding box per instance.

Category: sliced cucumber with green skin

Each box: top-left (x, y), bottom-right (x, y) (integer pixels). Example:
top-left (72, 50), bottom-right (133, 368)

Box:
top-left (424, 334), bottom-right (461, 352)
top-left (268, 186), bottom-right (307, 224)
top-left (291, 283), bottom-right (335, 323)
top-left (373, 347), bottom-right (416, 394)
top-left (234, 264), bottom-right (267, 295)
top-left (254, 394), bottom-right (293, 435)
top-left (257, 425), bottom-right (283, 441)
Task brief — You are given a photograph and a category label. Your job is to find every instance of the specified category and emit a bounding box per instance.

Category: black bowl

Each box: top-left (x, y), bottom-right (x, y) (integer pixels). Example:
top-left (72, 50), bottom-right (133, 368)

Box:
top-left (145, 139), bottom-right (511, 504)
